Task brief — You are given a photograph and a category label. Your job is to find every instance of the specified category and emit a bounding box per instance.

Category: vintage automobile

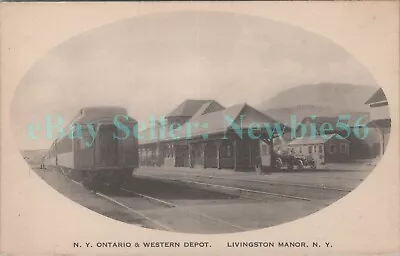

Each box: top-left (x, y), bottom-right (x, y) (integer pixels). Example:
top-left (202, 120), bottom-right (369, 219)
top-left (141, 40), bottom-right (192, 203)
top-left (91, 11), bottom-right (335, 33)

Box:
top-left (275, 150), bottom-right (316, 170)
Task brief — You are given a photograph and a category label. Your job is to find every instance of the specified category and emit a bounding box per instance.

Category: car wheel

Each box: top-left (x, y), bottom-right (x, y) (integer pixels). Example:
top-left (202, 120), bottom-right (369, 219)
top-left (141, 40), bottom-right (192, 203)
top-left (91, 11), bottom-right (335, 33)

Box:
top-left (296, 160), bottom-right (304, 170)
top-left (275, 158), bottom-right (283, 169)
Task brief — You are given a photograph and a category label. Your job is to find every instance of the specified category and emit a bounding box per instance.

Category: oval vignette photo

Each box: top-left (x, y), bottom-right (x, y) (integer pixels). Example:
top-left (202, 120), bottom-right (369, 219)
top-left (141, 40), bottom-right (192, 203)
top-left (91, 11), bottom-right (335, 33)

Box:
top-left (11, 11), bottom-right (391, 234)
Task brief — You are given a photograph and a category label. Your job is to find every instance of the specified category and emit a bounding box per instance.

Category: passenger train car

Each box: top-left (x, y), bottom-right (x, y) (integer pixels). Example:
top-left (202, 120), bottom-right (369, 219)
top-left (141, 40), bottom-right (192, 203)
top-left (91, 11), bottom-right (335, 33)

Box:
top-left (42, 106), bottom-right (139, 188)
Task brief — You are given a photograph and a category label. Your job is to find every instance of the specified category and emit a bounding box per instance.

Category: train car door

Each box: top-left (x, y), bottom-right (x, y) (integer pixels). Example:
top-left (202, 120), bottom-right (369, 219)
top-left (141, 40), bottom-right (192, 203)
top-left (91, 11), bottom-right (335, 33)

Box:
top-left (74, 125), bottom-right (95, 170)
top-left (259, 140), bottom-right (271, 167)
top-left (95, 124), bottom-right (119, 168)
top-left (115, 124), bottom-right (138, 168)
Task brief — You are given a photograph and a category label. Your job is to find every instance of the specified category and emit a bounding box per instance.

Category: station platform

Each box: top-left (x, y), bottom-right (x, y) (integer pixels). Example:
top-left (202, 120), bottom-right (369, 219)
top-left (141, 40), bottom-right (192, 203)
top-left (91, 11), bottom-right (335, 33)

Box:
top-left (136, 160), bottom-right (376, 191)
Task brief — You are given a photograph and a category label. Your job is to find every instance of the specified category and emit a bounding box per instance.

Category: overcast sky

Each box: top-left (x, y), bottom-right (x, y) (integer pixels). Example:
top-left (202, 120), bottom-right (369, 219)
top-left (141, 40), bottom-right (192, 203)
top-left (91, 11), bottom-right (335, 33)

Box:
top-left (11, 11), bottom-right (377, 150)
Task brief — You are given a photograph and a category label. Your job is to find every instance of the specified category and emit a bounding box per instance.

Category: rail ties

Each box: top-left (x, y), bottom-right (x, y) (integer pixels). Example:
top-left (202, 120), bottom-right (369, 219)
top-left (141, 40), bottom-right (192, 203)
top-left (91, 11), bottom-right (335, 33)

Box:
top-left (75, 180), bottom-right (247, 232)
top-left (119, 187), bottom-right (248, 232)
top-left (68, 179), bottom-right (174, 231)
top-left (119, 187), bottom-right (176, 208)
top-left (63, 168), bottom-right (311, 232)
top-left (95, 192), bottom-right (174, 232)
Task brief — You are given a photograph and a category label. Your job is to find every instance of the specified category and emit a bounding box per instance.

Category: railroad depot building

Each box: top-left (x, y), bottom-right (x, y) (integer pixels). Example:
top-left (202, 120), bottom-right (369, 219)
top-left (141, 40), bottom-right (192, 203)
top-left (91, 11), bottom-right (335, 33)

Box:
top-left (365, 88), bottom-right (391, 157)
top-left (138, 100), bottom-right (281, 171)
top-left (285, 134), bottom-right (351, 165)
top-left (274, 113), bottom-right (385, 161)
top-left (272, 117), bottom-right (353, 164)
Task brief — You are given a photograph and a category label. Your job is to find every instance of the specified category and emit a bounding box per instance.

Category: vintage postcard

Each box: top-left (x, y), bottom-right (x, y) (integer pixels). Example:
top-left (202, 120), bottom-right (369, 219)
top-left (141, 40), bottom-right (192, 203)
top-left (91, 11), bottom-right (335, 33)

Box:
top-left (0, 2), bottom-right (398, 256)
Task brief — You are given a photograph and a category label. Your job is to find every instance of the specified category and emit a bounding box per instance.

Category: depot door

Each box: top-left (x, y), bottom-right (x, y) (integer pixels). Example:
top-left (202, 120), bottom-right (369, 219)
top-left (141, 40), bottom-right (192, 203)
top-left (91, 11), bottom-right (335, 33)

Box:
top-left (259, 140), bottom-right (271, 167)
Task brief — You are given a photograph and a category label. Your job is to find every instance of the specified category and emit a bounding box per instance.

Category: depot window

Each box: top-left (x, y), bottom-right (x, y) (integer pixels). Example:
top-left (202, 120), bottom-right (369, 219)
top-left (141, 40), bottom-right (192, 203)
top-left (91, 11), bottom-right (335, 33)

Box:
top-left (261, 144), bottom-right (269, 155)
top-left (340, 143), bottom-right (347, 153)
top-left (329, 144), bottom-right (336, 154)
top-left (221, 141), bottom-right (233, 158)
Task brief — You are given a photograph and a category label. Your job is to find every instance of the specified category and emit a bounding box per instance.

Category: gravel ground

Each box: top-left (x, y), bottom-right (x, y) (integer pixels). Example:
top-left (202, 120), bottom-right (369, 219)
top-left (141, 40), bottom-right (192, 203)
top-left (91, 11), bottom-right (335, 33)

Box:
top-left (29, 162), bottom-right (367, 234)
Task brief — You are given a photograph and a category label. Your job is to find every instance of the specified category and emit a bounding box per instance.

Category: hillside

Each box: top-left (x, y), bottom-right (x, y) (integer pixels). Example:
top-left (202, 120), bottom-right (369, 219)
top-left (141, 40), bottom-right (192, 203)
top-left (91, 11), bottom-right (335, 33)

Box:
top-left (260, 83), bottom-right (378, 124)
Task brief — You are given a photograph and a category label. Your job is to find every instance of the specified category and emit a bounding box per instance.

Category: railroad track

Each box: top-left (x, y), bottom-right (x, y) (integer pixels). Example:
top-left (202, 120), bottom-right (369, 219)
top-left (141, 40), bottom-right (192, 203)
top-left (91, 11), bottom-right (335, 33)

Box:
top-left (138, 169), bottom-right (352, 192)
top-left (115, 185), bottom-right (248, 232)
top-left (69, 178), bottom-right (173, 231)
top-left (62, 168), bottom-right (250, 232)
top-left (135, 174), bottom-right (314, 201)
top-left (37, 166), bottom-right (345, 233)
top-left (57, 166), bottom-right (341, 233)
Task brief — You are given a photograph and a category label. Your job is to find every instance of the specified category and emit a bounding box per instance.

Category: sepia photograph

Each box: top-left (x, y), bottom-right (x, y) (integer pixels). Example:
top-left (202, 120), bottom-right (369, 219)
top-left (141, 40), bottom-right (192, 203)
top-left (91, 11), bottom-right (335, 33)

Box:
top-left (0, 2), bottom-right (398, 255)
top-left (11, 10), bottom-right (392, 234)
